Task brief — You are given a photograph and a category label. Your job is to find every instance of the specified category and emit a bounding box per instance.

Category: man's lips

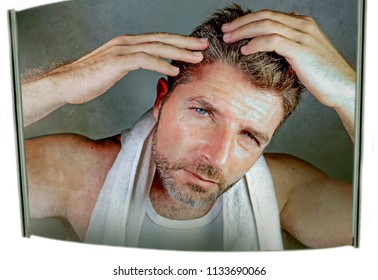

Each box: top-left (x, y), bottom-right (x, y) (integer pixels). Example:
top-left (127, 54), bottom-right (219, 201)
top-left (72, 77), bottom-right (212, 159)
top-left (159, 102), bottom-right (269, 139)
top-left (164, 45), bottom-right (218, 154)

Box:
top-left (183, 169), bottom-right (219, 189)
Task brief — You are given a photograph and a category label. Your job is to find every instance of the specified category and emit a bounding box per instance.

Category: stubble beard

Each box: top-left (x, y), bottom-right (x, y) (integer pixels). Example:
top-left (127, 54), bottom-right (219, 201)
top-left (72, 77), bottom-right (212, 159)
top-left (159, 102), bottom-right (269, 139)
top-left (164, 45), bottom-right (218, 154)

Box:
top-left (151, 126), bottom-right (235, 208)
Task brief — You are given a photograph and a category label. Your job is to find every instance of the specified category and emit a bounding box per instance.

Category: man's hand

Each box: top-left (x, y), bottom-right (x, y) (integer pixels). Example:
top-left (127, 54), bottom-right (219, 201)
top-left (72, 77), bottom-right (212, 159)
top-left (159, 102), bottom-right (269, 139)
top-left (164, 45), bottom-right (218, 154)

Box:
top-left (22, 33), bottom-right (209, 126)
top-left (221, 10), bottom-right (355, 140)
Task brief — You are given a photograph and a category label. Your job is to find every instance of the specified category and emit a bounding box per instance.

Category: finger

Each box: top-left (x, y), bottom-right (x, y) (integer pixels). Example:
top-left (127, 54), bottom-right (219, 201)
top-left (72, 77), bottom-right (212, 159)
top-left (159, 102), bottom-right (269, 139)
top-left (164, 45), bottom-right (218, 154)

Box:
top-left (73, 35), bottom-right (136, 64)
top-left (75, 33), bottom-right (209, 66)
top-left (240, 34), bottom-right (302, 61)
top-left (223, 19), bottom-right (307, 45)
top-left (117, 42), bottom-right (204, 64)
top-left (121, 52), bottom-right (180, 76)
top-left (222, 10), bottom-right (310, 33)
top-left (121, 32), bottom-right (209, 51)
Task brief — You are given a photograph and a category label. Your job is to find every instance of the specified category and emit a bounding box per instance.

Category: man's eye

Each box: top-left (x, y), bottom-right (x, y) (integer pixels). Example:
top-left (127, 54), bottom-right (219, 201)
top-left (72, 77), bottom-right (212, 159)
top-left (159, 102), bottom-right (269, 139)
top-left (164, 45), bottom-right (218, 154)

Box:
top-left (243, 131), bottom-right (260, 146)
top-left (194, 108), bottom-right (208, 116)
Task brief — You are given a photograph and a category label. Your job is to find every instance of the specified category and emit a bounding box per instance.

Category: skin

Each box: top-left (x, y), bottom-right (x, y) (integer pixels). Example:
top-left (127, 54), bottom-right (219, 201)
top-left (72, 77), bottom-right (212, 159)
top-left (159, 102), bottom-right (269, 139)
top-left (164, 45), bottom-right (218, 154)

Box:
top-left (150, 63), bottom-right (283, 220)
top-left (23, 9), bottom-right (354, 248)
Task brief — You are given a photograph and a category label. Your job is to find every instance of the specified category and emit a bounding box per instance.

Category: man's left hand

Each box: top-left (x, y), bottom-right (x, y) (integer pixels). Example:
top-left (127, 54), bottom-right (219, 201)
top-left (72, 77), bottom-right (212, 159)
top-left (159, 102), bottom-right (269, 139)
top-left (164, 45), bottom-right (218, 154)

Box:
top-left (221, 9), bottom-right (355, 112)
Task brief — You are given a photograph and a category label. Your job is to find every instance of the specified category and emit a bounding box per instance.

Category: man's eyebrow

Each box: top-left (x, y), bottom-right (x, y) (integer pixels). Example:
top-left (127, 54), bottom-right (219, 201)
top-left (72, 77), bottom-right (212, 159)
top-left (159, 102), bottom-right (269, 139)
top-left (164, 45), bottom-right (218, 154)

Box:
top-left (186, 96), bottom-right (220, 114)
top-left (247, 127), bottom-right (271, 145)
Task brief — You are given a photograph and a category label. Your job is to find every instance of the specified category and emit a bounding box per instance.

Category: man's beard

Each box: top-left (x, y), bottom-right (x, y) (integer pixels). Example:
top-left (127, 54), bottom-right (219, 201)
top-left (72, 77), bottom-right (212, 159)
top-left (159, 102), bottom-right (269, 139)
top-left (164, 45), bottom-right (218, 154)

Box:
top-left (151, 126), bottom-right (236, 208)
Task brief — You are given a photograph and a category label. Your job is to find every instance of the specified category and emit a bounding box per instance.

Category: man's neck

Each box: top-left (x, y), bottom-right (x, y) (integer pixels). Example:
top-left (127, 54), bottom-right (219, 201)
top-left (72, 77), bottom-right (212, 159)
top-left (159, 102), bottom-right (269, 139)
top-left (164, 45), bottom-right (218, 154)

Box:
top-left (149, 173), bottom-right (215, 220)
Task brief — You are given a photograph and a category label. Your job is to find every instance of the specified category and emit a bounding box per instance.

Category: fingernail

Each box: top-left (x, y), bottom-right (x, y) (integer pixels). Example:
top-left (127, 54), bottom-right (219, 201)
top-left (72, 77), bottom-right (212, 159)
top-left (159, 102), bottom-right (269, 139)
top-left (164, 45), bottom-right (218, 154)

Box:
top-left (223, 33), bottom-right (231, 41)
top-left (241, 45), bottom-right (248, 54)
top-left (171, 67), bottom-right (180, 75)
top-left (199, 38), bottom-right (209, 43)
top-left (222, 23), bottom-right (230, 31)
top-left (192, 51), bottom-right (203, 57)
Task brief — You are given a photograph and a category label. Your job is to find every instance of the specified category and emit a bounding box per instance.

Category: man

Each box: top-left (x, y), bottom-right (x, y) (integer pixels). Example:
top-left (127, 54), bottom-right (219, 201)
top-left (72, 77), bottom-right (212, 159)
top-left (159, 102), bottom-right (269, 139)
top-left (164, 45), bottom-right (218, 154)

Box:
top-left (23, 5), bottom-right (354, 250)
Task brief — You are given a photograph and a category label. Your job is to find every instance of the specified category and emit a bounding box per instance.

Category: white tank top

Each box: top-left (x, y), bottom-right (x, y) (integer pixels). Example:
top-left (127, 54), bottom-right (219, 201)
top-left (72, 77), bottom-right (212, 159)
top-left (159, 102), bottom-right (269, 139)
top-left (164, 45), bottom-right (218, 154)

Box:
top-left (138, 197), bottom-right (223, 251)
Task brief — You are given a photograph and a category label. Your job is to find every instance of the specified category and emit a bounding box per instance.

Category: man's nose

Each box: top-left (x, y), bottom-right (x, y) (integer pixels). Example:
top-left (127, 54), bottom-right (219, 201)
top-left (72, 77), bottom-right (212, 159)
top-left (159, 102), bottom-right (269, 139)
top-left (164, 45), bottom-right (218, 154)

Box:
top-left (200, 128), bottom-right (234, 170)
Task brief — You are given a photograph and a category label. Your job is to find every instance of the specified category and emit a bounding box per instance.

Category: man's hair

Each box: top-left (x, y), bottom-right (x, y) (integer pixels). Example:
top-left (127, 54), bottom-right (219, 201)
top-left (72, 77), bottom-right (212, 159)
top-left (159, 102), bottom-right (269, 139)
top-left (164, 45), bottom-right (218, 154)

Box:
top-left (167, 4), bottom-right (305, 124)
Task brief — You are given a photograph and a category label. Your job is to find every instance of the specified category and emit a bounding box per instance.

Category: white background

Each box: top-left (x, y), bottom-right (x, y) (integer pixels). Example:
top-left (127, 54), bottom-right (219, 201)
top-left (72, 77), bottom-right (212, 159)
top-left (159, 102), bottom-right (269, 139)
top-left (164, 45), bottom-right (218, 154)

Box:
top-left (1, 0), bottom-right (377, 279)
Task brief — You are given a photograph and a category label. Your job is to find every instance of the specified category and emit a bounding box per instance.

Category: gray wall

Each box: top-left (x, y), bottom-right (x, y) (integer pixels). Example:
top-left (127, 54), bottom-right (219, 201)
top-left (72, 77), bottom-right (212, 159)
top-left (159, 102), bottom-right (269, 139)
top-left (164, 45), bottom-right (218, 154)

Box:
top-left (18, 0), bottom-right (358, 182)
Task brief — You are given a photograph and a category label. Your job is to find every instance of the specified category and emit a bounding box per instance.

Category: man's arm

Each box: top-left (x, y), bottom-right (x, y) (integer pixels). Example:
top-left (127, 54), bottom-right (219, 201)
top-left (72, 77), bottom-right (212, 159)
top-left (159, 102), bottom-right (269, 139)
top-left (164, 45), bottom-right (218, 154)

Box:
top-left (266, 153), bottom-right (352, 248)
top-left (22, 33), bottom-right (209, 127)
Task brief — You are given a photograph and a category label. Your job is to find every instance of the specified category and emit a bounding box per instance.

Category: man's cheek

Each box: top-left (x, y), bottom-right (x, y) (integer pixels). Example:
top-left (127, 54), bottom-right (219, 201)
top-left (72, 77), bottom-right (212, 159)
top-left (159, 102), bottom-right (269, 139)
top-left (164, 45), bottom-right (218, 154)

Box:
top-left (229, 157), bottom-right (259, 182)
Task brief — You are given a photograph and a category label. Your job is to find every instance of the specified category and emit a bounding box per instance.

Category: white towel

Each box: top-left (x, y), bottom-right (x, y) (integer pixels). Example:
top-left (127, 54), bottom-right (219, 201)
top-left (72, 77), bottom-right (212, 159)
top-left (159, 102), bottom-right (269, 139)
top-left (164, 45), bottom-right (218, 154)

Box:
top-left (85, 109), bottom-right (283, 251)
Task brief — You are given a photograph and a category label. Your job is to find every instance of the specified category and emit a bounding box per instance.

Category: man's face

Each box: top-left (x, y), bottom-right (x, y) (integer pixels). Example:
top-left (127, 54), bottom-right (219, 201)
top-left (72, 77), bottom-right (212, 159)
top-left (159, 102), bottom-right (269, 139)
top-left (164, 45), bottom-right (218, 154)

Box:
top-left (152, 63), bottom-right (284, 208)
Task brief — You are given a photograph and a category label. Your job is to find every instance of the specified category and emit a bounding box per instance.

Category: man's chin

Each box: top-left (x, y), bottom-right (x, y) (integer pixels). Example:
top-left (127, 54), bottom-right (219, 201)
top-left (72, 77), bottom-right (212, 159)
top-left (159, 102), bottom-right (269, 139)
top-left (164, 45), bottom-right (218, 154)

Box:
top-left (174, 196), bottom-right (216, 209)
top-left (166, 185), bottom-right (219, 208)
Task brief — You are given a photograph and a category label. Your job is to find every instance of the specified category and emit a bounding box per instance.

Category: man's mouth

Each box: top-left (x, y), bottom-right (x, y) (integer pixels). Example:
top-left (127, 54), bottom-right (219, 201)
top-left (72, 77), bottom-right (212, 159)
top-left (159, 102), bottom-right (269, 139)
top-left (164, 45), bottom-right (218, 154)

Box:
top-left (183, 169), bottom-right (219, 189)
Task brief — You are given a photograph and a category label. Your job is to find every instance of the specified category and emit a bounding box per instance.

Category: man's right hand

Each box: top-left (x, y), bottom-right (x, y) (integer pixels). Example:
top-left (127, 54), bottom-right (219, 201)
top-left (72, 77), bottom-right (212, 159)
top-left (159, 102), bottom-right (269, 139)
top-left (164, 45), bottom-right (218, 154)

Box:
top-left (21, 33), bottom-right (209, 127)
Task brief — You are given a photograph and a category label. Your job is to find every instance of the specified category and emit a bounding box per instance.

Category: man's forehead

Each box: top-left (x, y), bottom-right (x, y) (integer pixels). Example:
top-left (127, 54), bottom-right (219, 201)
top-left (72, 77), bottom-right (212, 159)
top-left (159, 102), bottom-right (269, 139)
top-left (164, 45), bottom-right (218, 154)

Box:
top-left (187, 63), bottom-right (279, 99)
top-left (168, 63), bottom-right (285, 134)
top-left (178, 63), bottom-right (283, 116)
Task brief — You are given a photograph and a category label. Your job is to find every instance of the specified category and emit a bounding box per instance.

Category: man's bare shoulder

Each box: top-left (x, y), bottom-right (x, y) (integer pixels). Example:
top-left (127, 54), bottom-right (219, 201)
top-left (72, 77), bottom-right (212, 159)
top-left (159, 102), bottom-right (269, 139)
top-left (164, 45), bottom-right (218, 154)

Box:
top-left (264, 153), bottom-right (325, 177)
top-left (264, 152), bottom-right (326, 212)
top-left (26, 133), bottom-right (121, 188)
top-left (263, 153), bottom-right (352, 248)
top-left (26, 133), bottom-right (121, 240)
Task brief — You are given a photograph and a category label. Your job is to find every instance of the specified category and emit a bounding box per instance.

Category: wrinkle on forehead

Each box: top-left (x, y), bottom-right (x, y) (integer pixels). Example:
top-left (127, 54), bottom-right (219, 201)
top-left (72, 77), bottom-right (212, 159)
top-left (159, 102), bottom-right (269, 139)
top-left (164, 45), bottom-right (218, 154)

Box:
top-left (186, 63), bottom-right (284, 127)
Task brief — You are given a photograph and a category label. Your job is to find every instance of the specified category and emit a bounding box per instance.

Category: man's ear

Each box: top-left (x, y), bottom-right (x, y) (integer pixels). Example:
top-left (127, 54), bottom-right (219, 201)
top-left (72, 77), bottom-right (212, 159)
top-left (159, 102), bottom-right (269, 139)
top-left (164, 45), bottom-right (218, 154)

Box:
top-left (153, 78), bottom-right (169, 120)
